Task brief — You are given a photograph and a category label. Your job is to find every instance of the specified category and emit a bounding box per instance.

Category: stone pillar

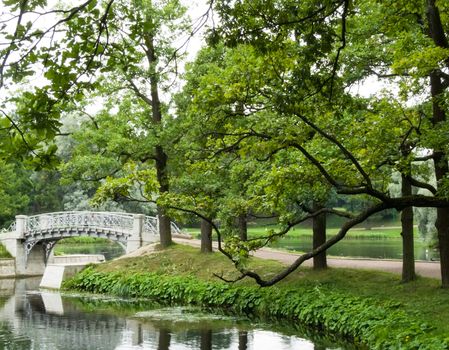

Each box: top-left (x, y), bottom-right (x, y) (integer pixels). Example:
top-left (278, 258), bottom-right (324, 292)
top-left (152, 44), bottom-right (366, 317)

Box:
top-left (0, 215), bottom-right (28, 258)
top-left (14, 215), bottom-right (45, 276)
top-left (15, 242), bottom-right (46, 276)
top-left (15, 215), bottom-right (28, 239)
top-left (126, 320), bottom-right (144, 346)
top-left (126, 214), bottom-right (145, 254)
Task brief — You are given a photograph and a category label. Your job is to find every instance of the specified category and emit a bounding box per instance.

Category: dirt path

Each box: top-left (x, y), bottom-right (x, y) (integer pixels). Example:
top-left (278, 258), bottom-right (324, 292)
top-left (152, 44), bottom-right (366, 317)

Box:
top-left (173, 237), bottom-right (441, 279)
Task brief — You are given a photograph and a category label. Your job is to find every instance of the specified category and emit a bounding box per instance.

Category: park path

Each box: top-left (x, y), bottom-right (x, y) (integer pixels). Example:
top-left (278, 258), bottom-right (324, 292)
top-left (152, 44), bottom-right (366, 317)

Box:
top-left (173, 237), bottom-right (441, 279)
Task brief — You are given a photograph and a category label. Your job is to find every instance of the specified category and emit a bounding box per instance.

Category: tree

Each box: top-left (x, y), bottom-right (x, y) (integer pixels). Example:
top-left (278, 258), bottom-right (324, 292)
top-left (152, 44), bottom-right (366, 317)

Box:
top-left (339, 0), bottom-right (449, 284)
top-left (1, 0), bottom-right (192, 247)
top-left (425, 0), bottom-right (449, 288)
top-left (177, 0), bottom-right (449, 287)
top-left (175, 42), bottom-right (359, 275)
top-left (0, 162), bottom-right (31, 225)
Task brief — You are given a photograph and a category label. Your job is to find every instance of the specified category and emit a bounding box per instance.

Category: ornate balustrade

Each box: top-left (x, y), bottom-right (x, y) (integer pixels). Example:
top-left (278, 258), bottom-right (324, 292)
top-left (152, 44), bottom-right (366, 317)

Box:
top-left (1, 211), bottom-right (184, 265)
top-left (0, 211), bottom-right (184, 273)
top-left (23, 211), bottom-right (135, 234)
top-left (2, 211), bottom-right (183, 236)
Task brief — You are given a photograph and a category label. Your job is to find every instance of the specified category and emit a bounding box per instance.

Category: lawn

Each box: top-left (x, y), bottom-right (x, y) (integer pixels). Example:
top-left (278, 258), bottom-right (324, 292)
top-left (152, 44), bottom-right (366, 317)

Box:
top-left (184, 225), bottom-right (408, 240)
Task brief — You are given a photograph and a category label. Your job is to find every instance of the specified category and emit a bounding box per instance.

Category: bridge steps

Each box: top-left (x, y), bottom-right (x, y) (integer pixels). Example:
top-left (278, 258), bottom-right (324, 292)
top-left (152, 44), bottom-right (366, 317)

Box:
top-left (40, 254), bottom-right (105, 290)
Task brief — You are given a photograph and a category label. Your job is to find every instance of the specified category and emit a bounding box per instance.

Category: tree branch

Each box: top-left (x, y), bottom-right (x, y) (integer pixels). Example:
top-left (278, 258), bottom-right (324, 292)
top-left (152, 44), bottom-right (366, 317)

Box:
top-left (0, 109), bottom-right (38, 157)
top-left (127, 79), bottom-right (153, 106)
top-left (404, 175), bottom-right (437, 195)
top-left (329, 0), bottom-right (349, 99)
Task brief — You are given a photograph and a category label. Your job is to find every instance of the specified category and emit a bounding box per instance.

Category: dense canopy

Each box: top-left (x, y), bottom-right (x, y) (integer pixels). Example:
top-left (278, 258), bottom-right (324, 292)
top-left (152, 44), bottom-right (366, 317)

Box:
top-left (1, 0), bottom-right (449, 287)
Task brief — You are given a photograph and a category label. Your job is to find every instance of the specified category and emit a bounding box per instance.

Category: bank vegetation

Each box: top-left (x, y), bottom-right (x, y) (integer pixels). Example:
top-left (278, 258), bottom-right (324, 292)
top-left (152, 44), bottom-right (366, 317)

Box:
top-left (64, 244), bottom-right (449, 350)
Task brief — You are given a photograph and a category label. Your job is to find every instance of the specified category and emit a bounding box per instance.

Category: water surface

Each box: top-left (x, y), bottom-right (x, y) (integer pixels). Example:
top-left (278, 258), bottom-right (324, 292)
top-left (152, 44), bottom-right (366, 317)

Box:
top-left (0, 278), bottom-right (357, 350)
top-left (272, 237), bottom-right (439, 261)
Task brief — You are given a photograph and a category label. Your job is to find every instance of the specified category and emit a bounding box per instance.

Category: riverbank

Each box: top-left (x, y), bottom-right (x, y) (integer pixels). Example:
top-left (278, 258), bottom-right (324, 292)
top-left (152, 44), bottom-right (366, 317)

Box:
top-left (174, 237), bottom-right (442, 279)
top-left (63, 243), bottom-right (449, 349)
top-left (185, 225), bottom-right (414, 240)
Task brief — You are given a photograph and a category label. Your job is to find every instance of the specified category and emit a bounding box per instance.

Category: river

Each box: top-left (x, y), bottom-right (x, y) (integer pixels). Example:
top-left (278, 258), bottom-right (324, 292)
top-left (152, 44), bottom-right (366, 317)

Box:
top-left (0, 278), bottom-right (358, 350)
top-left (54, 237), bottom-right (440, 263)
top-left (272, 237), bottom-right (440, 261)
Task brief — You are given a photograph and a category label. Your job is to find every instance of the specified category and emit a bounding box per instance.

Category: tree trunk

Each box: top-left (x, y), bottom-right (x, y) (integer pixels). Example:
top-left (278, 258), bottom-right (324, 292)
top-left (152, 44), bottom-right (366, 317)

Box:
top-left (155, 144), bottom-right (172, 248)
top-left (434, 151), bottom-right (449, 287)
top-left (238, 214), bottom-right (248, 241)
top-left (313, 205), bottom-right (327, 270)
top-left (158, 207), bottom-right (172, 248)
top-left (200, 219), bottom-right (213, 253)
top-left (144, 32), bottom-right (172, 248)
top-left (429, 74), bottom-right (449, 287)
top-left (426, 1), bottom-right (449, 288)
top-left (401, 173), bottom-right (415, 282)
top-left (436, 206), bottom-right (449, 288)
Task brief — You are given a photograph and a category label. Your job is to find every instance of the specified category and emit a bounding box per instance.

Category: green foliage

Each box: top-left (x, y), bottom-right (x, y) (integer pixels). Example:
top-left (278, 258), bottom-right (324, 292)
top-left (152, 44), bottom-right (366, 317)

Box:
top-left (0, 162), bottom-right (31, 224)
top-left (64, 266), bottom-right (449, 349)
top-left (58, 237), bottom-right (110, 244)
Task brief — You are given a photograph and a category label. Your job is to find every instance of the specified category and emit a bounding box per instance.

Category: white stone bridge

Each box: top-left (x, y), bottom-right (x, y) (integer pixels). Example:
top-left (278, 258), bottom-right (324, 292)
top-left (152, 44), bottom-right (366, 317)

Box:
top-left (0, 211), bottom-right (182, 275)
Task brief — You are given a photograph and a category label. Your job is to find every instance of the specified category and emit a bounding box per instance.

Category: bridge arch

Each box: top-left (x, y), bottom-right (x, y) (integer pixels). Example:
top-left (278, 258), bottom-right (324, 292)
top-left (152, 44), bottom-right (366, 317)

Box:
top-left (0, 211), bottom-right (182, 275)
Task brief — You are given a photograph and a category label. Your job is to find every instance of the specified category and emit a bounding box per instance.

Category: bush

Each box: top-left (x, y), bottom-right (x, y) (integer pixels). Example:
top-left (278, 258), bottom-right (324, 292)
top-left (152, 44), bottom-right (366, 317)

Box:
top-left (64, 267), bottom-right (449, 350)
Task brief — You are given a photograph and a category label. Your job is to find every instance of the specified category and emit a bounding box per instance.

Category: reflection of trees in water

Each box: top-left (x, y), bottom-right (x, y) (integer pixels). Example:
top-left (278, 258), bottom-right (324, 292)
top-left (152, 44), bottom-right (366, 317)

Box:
top-left (200, 329), bottom-right (212, 350)
top-left (238, 331), bottom-right (248, 350)
top-left (158, 328), bottom-right (171, 350)
top-left (2, 283), bottom-right (357, 350)
top-left (10, 292), bottom-right (125, 350)
top-left (0, 322), bottom-right (32, 349)
top-left (0, 278), bottom-right (15, 300)
top-left (167, 329), bottom-right (233, 349)
top-left (0, 296), bottom-right (11, 310)
top-left (129, 325), bottom-right (252, 350)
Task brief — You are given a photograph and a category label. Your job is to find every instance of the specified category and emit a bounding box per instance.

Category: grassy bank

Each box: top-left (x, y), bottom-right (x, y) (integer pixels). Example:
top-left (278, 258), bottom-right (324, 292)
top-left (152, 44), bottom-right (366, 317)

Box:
top-left (63, 244), bottom-right (449, 349)
top-left (185, 226), bottom-right (410, 240)
top-left (0, 243), bottom-right (11, 258)
top-left (57, 237), bottom-right (111, 244)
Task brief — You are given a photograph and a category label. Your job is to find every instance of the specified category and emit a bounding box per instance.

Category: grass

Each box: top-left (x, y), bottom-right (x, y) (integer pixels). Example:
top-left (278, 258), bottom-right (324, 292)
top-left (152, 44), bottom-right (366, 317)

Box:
top-left (96, 243), bottom-right (282, 282)
top-left (0, 243), bottom-right (12, 258)
top-left (93, 243), bottom-right (449, 339)
top-left (185, 225), bottom-right (410, 240)
top-left (58, 237), bottom-right (111, 244)
top-left (286, 269), bottom-right (449, 339)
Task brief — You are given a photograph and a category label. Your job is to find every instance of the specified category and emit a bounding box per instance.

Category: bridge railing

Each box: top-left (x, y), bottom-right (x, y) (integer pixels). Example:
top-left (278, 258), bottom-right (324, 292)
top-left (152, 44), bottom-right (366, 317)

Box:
top-left (1, 211), bottom-right (183, 236)
top-left (25, 211), bottom-right (135, 233)
top-left (5, 221), bottom-right (16, 232)
top-left (143, 216), bottom-right (182, 235)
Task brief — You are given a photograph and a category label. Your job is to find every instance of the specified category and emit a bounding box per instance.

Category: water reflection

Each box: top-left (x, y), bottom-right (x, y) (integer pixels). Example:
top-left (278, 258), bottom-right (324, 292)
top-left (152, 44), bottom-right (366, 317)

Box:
top-left (273, 236), bottom-right (440, 261)
top-left (239, 331), bottom-right (248, 350)
top-left (0, 278), bottom-right (355, 350)
top-left (56, 237), bottom-right (440, 262)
